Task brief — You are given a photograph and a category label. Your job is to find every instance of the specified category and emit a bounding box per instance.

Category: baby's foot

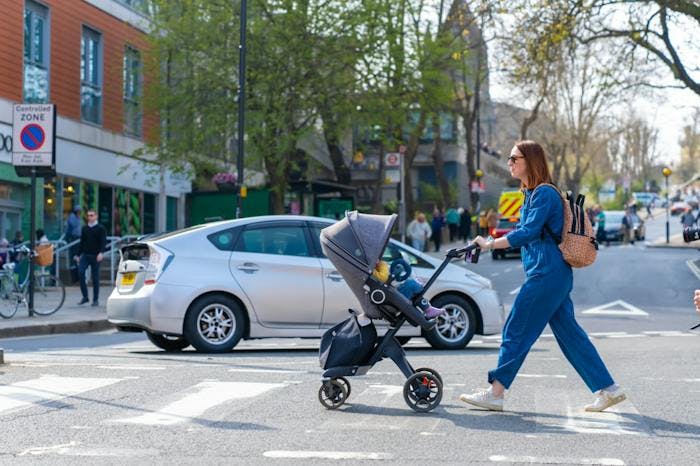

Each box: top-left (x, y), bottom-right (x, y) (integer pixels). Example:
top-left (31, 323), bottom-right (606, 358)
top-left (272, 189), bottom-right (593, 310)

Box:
top-left (424, 306), bottom-right (446, 319)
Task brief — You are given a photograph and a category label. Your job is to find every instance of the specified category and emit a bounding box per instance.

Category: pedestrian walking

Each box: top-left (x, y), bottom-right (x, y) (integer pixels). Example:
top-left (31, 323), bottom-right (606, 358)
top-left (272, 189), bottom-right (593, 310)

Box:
top-left (65, 205), bottom-right (82, 283)
top-left (75, 208), bottom-right (107, 307)
top-left (595, 208), bottom-right (608, 247)
top-left (458, 207), bottom-right (472, 242)
top-left (478, 211), bottom-right (487, 236)
top-left (622, 208), bottom-right (635, 245)
top-left (681, 207), bottom-right (696, 228)
top-left (486, 208), bottom-right (499, 236)
top-left (407, 212), bottom-right (431, 252)
top-left (446, 207), bottom-right (460, 243)
top-left (460, 140), bottom-right (626, 413)
top-left (431, 207), bottom-right (445, 252)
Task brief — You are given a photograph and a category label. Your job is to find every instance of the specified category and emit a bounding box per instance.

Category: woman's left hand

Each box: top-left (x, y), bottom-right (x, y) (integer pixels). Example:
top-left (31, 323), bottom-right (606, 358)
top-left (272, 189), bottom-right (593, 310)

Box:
top-left (472, 235), bottom-right (489, 249)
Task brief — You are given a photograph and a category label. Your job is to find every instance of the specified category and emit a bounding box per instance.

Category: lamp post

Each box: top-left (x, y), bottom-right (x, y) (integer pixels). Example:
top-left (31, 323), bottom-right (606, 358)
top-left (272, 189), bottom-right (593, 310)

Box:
top-left (663, 167), bottom-right (672, 244)
top-left (236, 0), bottom-right (247, 219)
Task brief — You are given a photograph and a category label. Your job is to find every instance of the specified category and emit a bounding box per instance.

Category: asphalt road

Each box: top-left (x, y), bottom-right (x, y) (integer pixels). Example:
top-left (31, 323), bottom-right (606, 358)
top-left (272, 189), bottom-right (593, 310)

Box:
top-left (1, 213), bottom-right (699, 465)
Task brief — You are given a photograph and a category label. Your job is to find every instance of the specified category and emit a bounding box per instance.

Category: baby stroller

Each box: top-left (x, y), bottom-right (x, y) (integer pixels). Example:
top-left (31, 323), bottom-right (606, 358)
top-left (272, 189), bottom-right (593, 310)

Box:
top-left (318, 211), bottom-right (480, 412)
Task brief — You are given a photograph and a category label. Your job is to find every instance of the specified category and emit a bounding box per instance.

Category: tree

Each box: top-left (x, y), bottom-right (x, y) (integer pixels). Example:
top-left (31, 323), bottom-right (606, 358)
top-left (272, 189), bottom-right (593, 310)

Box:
top-left (581, 1), bottom-right (700, 97)
top-left (678, 107), bottom-right (700, 180)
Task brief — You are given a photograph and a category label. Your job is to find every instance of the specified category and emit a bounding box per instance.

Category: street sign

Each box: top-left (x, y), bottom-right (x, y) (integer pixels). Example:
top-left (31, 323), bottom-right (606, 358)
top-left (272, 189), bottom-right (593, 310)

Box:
top-left (384, 152), bottom-right (400, 168)
top-left (12, 103), bottom-right (56, 177)
top-left (385, 169), bottom-right (400, 184)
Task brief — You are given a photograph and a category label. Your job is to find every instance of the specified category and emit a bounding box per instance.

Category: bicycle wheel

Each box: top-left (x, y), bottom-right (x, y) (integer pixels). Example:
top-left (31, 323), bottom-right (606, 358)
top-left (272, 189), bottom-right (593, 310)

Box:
top-left (31, 274), bottom-right (65, 316)
top-left (0, 274), bottom-right (20, 319)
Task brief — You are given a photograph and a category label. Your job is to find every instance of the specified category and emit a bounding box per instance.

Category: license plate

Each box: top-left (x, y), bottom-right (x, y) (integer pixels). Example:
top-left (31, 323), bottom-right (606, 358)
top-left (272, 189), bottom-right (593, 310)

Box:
top-left (121, 272), bottom-right (136, 286)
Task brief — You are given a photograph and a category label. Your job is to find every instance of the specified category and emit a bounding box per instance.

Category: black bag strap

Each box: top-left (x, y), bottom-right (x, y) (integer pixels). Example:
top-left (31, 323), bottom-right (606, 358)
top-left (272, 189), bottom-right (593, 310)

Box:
top-left (530, 183), bottom-right (563, 244)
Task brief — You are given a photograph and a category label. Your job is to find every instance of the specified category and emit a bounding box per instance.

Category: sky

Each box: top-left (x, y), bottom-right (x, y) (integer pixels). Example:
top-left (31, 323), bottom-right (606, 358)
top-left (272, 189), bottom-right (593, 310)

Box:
top-left (490, 81), bottom-right (700, 168)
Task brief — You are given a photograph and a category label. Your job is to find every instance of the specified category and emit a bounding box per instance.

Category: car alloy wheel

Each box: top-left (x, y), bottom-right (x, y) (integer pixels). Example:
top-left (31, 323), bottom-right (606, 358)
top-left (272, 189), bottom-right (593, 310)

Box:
top-left (184, 294), bottom-right (245, 353)
top-left (423, 294), bottom-right (477, 349)
top-left (197, 304), bottom-right (236, 344)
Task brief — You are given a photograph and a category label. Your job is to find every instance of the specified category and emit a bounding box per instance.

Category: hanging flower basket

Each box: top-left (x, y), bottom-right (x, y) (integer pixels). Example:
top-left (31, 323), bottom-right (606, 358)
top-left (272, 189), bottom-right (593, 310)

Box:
top-left (212, 172), bottom-right (238, 192)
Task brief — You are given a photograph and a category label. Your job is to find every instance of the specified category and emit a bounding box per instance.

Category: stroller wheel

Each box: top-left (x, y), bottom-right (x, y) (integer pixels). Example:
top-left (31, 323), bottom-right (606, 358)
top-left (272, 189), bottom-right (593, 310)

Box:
top-left (403, 371), bottom-right (442, 413)
top-left (414, 367), bottom-right (443, 385)
top-left (336, 377), bottom-right (351, 399)
top-left (318, 379), bottom-right (349, 410)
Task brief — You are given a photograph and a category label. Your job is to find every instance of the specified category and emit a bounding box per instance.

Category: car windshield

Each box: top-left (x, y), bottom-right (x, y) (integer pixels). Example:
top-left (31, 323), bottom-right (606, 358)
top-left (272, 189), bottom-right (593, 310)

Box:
top-left (498, 218), bottom-right (518, 228)
top-left (605, 213), bottom-right (623, 223)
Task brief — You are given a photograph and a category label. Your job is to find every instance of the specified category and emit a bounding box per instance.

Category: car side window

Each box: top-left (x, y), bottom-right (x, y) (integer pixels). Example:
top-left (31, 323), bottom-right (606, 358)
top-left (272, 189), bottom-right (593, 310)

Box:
top-left (207, 228), bottom-right (240, 251)
top-left (311, 225), bottom-right (326, 257)
top-left (235, 226), bottom-right (310, 257)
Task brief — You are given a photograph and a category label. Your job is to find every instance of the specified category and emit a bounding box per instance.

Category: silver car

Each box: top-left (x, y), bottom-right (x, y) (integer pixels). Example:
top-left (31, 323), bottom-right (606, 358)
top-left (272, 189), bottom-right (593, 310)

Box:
top-left (107, 216), bottom-right (505, 352)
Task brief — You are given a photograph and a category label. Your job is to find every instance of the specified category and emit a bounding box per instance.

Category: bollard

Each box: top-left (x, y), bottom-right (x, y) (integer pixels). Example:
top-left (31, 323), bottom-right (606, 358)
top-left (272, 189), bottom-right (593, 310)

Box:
top-left (0, 348), bottom-right (4, 364)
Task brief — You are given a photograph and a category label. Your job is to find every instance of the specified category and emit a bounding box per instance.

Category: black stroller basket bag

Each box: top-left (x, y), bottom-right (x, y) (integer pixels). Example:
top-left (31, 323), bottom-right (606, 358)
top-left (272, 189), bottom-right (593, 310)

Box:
top-left (319, 312), bottom-right (377, 370)
top-left (315, 211), bottom-right (479, 413)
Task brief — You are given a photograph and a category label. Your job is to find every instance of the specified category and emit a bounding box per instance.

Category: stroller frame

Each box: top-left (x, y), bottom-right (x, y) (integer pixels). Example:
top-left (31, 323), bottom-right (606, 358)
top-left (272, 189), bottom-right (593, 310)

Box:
top-left (319, 245), bottom-right (479, 413)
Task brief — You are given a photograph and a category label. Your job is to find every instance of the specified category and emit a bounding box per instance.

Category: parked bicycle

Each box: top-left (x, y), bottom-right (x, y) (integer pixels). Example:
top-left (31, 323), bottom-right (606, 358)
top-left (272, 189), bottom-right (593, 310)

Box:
top-left (0, 245), bottom-right (65, 319)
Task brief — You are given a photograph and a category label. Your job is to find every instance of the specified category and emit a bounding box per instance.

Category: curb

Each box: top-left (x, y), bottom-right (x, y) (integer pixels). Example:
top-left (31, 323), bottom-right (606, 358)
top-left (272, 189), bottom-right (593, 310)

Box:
top-left (0, 319), bottom-right (113, 339)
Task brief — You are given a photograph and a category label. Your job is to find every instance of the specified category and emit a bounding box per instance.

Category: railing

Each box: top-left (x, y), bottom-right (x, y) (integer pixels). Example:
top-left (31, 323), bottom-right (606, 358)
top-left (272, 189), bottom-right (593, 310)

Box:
top-left (50, 234), bottom-right (142, 285)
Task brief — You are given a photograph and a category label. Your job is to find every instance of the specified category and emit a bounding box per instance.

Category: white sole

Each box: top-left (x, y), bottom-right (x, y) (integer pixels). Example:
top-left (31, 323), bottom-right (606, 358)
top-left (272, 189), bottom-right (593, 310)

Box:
top-left (459, 394), bottom-right (504, 411)
top-left (584, 393), bottom-right (627, 412)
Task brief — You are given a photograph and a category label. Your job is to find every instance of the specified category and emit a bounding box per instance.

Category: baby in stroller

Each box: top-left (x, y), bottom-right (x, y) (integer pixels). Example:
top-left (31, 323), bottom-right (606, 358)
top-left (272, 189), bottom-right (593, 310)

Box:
top-left (371, 260), bottom-right (445, 319)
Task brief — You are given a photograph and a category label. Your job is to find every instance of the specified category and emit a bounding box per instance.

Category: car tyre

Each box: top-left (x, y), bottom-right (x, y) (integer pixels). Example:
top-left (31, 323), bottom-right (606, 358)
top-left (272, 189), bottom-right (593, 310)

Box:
top-left (184, 294), bottom-right (245, 353)
top-left (423, 294), bottom-right (477, 349)
top-left (145, 332), bottom-right (190, 352)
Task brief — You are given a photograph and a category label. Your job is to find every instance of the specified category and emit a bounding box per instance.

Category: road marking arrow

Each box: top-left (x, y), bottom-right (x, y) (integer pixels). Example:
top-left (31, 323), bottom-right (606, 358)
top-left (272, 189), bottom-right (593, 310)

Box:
top-left (582, 300), bottom-right (649, 316)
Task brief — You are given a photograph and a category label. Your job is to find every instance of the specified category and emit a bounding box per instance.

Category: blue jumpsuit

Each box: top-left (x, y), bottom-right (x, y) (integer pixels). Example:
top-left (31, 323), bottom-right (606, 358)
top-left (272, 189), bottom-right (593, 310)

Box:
top-left (489, 185), bottom-right (615, 392)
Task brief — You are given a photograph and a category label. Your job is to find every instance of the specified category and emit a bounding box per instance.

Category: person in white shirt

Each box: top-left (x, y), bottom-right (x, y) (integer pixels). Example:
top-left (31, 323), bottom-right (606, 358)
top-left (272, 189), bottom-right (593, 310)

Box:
top-left (407, 212), bottom-right (432, 252)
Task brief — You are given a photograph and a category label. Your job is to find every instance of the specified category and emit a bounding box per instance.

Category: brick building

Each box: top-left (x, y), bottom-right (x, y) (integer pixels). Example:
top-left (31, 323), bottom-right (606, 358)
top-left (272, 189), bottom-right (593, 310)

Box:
top-left (0, 0), bottom-right (189, 242)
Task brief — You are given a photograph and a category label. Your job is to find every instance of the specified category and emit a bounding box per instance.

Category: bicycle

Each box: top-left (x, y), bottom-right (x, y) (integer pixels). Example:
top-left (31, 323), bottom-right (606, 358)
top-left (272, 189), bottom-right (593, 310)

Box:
top-left (0, 245), bottom-right (65, 318)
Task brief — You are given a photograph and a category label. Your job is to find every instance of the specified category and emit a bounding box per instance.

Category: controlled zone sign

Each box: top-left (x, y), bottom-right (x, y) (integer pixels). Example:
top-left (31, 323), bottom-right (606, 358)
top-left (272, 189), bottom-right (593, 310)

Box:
top-left (12, 103), bottom-right (56, 177)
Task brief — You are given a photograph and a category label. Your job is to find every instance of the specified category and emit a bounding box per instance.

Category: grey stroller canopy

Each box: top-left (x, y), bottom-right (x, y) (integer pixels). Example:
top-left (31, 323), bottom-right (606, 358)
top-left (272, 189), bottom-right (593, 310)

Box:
top-left (320, 211), bottom-right (397, 319)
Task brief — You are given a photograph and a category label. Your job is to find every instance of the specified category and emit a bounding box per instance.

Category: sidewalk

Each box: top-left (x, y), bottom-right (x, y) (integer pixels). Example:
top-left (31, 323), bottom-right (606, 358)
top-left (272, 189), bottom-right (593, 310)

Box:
top-left (0, 285), bottom-right (113, 339)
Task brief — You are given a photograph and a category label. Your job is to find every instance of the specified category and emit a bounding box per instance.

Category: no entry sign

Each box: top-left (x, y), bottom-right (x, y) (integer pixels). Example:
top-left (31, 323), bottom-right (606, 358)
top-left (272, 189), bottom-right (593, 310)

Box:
top-left (12, 104), bottom-right (56, 177)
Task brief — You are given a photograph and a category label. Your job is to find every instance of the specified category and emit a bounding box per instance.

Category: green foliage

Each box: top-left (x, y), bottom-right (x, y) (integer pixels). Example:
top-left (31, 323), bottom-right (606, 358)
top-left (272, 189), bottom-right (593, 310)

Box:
top-left (418, 181), bottom-right (459, 207)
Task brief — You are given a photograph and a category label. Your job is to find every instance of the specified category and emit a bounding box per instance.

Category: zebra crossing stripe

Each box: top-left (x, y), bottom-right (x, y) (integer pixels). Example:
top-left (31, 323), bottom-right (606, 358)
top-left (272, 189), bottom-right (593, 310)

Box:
top-left (114, 381), bottom-right (286, 426)
top-left (0, 376), bottom-right (122, 415)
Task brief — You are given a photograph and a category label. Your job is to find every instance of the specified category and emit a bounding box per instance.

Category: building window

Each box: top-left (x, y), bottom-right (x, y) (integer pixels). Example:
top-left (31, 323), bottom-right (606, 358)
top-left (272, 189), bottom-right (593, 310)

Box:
top-left (81, 27), bottom-right (102, 125)
top-left (123, 46), bottom-right (142, 136)
top-left (23, 1), bottom-right (49, 103)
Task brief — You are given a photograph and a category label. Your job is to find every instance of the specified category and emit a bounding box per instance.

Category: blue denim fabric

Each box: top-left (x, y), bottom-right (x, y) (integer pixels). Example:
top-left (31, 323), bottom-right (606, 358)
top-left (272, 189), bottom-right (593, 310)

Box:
top-left (397, 278), bottom-right (429, 311)
top-left (491, 186), bottom-right (615, 392)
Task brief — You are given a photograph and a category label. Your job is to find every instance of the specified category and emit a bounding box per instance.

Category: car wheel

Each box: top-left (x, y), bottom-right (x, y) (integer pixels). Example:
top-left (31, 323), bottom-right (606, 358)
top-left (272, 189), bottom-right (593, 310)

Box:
top-left (145, 332), bottom-right (190, 352)
top-left (423, 294), bottom-right (477, 349)
top-left (184, 294), bottom-right (245, 353)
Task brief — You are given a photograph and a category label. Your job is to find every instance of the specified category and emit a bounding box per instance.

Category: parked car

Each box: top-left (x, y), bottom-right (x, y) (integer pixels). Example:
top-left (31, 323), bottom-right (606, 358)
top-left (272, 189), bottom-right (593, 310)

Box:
top-left (490, 217), bottom-right (520, 259)
top-left (107, 216), bottom-right (505, 353)
top-left (671, 201), bottom-right (690, 216)
top-left (601, 211), bottom-right (645, 242)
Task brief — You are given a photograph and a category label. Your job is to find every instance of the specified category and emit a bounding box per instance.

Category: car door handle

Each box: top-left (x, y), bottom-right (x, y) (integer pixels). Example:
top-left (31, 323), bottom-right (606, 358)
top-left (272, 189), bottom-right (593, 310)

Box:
top-left (326, 272), bottom-right (343, 282)
top-left (237, 262), bottom-right (260, 273)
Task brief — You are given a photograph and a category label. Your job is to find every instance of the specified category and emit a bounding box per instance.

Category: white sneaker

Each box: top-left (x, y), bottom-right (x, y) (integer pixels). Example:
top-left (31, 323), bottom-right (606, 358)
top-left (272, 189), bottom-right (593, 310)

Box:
top-left (584, 387), bottom-right (627, 412)
top-left (459, 388), bottom-right (504, 411)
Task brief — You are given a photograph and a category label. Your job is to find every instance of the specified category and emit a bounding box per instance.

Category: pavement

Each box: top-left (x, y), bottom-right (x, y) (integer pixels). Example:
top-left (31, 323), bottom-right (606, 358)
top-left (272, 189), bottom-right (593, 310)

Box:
top-left (0, 285), bottom-right (113, 339)
top-left (0, 208), bottom-right (696, 341)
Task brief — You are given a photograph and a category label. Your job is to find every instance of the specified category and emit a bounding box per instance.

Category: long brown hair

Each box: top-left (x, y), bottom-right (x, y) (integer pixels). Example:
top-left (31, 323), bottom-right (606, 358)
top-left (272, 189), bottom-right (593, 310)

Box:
top-left (516, 140), bottom-right (553, 190)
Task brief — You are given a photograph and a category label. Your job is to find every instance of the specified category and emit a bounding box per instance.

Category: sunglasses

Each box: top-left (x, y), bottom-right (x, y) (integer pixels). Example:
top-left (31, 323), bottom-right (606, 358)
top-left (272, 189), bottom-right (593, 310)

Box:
top-left (507, 155), bottom-right (524, 164)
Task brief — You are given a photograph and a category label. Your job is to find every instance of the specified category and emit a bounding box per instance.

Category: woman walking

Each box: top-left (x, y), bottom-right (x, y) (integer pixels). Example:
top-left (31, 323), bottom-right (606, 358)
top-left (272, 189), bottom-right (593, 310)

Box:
top-left (460, 140), bottom-right (626, 412)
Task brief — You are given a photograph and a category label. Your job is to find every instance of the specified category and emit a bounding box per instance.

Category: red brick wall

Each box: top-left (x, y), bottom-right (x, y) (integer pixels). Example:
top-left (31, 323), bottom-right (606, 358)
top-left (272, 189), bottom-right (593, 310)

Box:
top-left (0, 0), bottom-right (153, 141)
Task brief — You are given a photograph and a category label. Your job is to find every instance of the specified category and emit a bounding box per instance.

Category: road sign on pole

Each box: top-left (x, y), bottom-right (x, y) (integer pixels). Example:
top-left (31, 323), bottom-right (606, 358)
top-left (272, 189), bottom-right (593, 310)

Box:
top-left (12, 104), bottom-right (56, 177)
top-left (12, 103), bottom-right (57, 317)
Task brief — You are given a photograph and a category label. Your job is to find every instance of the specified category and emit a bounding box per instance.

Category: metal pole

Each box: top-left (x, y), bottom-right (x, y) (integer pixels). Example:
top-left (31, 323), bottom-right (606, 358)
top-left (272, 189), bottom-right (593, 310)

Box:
top-left (665, 176), bottom-right (670, 244)
top-left (236, 0), bottom-right (247, 219)
top-left (400, 152), bottom-right (406, 243)
top-left (29, 168), bottom-right (36, 316)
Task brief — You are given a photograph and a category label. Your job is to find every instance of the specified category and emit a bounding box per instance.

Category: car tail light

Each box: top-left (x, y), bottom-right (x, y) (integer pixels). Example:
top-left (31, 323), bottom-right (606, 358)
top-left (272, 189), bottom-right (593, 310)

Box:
top-left (144, 244), bottom-right (173, 285)
top-left (490, 228), bottom-right (496, 237)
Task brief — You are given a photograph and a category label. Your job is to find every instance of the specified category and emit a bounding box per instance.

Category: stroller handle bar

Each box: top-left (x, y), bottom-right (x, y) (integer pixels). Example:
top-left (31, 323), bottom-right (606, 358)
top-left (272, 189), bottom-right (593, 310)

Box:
top-left (413, 243), bottom-right (481, 308)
